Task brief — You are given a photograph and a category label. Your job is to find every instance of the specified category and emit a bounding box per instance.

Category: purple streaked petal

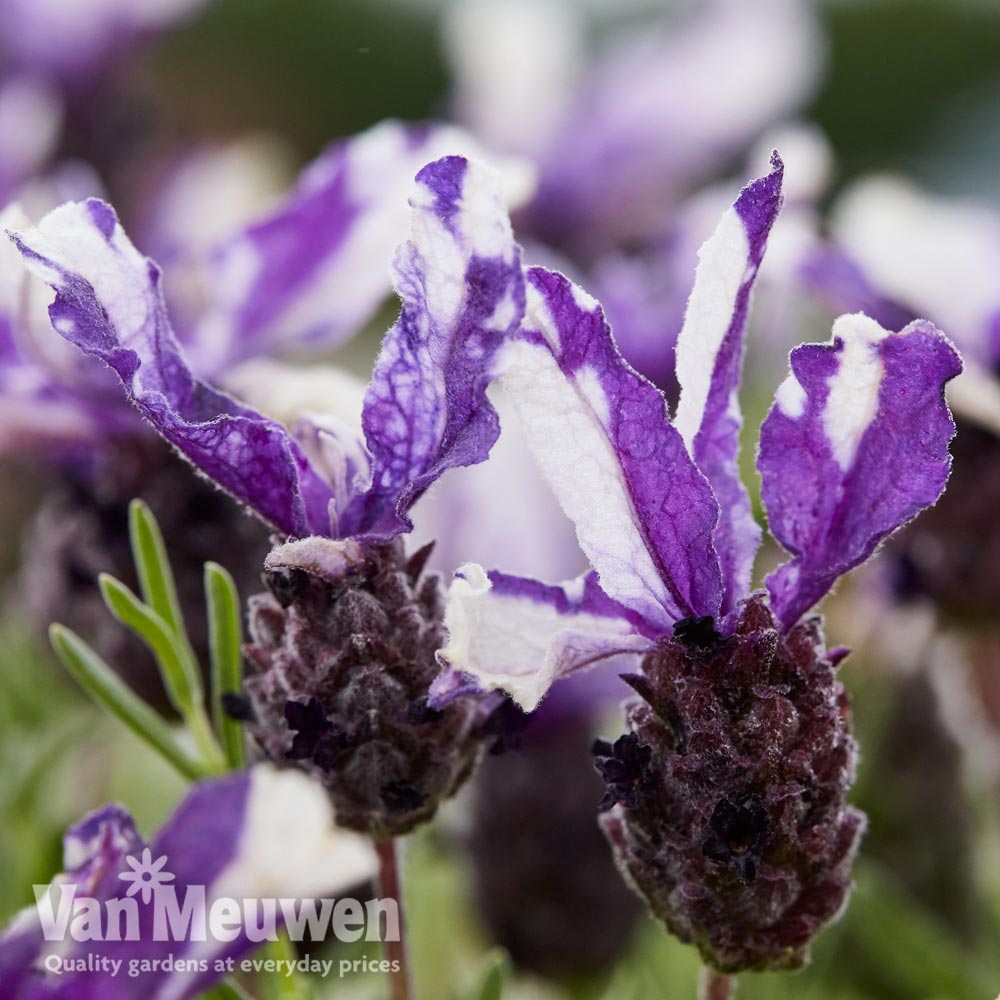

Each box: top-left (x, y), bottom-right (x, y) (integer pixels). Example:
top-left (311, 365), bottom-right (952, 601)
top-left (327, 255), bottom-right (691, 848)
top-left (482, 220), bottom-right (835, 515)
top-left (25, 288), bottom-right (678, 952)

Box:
top-left (673, 154), bottom-right (783, 613)
top-left (200, 121), bottom-right (532, 372)
top-left (62, 805), bottom-right (143, 886)
top-left (0, 768), bottom-right (376, 1000)
top-left (7, 199), bottom-right (336, 537)
top-left (499, 266), bottom-right (722, 630)
top-left (0, 804), bottom-right (143, 997)
top-left (759, 313), bottom-right (962, 627)
top-left (344, 155), bottom-right (525, 538)
top-left (432, 565), bottom-right (655, 711)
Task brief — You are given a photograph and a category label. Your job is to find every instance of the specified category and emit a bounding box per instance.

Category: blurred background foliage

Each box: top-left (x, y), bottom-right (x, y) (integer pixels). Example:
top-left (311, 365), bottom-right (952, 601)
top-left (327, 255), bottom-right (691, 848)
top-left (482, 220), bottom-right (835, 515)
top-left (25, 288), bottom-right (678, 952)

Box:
top-left (4, 1), bottom-right (1000, 998)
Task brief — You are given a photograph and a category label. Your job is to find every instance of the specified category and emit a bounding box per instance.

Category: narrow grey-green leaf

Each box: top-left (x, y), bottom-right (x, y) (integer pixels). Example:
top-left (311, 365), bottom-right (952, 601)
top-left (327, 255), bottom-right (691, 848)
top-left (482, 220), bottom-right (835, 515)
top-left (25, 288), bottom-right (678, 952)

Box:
top-left (128, 499), bottom-right (187, 641)
top-left (99, 573), bottom-right (203, 713)
top-left (206, 561), bottom-right (245, 768)
top-left (49, 624), bottom-right (203, 781)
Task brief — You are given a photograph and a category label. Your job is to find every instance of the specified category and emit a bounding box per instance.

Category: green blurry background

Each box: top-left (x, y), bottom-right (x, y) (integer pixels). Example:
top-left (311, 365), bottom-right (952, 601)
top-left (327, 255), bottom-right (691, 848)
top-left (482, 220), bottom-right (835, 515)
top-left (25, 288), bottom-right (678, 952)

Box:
top-left (4, 1), bottom-right (1000, 998)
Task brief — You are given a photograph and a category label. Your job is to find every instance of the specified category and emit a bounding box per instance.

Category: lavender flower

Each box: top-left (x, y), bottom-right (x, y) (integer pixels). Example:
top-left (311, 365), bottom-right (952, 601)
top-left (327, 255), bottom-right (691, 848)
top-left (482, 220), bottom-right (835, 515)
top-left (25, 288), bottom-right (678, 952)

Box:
top-left (432, 157), bottom-right (962, 971)
top-left (0, 766), bottom-right (376, 1000)
top-left (1, 121), bottom-right (523, 697)
top-left (9, 154), bottom-right (525, 837)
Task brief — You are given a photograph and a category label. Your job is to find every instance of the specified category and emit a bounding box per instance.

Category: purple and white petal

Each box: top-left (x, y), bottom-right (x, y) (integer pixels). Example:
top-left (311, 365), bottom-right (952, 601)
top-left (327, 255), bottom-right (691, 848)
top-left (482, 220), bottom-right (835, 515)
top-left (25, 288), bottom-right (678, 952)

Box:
top-left (0, 805), bottom-right (142, 998)
top-left (432, 565), bottom-right (654, 711)
top-left (673, 155), bottom-right (783, 612)
top-left (136, 768), bottom-right (375, 1000)
top-left (344, 155), bottom-right (525, 538)
top-left (199, 121), bottom-right (533, 372)
top-left (499, 266), bottom-right (722, 630)
top-left (8, 200), bottom-right (336, 538)
top-left (759, 313), bottom-right (962, 627)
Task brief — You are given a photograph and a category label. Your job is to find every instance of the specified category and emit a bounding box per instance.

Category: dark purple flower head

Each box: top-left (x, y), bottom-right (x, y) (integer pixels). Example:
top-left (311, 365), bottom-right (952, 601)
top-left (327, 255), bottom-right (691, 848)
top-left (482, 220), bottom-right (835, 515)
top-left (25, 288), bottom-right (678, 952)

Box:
top-left (430, 155), bottom-right (962, 970)
top-left (243, 540), bottom-right (483, 837)
top-left (601, 595), bottom-right (863, 973)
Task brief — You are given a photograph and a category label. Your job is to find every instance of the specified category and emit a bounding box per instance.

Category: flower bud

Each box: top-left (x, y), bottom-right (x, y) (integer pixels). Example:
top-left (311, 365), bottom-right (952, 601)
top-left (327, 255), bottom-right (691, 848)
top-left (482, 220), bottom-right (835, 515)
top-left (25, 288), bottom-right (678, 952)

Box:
top-left (242, 538), bottom-right (482, 837)
top-left (597, 594), bottom-right (864, 973)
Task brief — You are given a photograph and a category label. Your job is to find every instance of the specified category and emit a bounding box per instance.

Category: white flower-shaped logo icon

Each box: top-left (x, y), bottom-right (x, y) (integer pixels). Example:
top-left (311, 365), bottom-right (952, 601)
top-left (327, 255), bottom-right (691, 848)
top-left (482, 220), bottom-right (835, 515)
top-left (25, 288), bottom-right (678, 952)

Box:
top-left (118, 848), bottom-right (174, 903)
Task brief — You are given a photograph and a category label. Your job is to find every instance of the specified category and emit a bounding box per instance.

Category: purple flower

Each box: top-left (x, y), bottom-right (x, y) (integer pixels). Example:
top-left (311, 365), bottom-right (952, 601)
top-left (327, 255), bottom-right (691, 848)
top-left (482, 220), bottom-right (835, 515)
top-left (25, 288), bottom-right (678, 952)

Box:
top-left (11, 153), bottom-right (526, 835)
top-left (434, 152), bottom-right (960, 703)
top-left (2, 123), bottom-right (527, 700)
top-left (191, 120), bottom-right (532, 376)
top-left (0, 766), bottom-right (375, 1000)
top-left (431, 156), bottom-right (962, 970)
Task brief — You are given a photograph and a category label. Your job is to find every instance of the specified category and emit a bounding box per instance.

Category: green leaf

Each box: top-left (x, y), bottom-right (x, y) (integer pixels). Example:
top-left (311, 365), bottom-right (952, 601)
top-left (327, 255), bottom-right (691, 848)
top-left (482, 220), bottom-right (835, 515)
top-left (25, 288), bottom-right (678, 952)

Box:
top-left (48, 624), bottom-right (203, 781)
top-left (466, 949), bottom-right (511, 1000)
top-left (98, 573), bottom-right (203, 715)
top-left (205, 562), bottom-right (245, 768)
top-left (128, 499), bottom-right (188, 641)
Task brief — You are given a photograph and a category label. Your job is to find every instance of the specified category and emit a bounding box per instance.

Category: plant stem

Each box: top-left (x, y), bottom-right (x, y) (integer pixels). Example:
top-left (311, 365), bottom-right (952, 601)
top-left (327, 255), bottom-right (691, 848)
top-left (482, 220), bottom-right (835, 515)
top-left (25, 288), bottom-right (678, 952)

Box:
top-left (699, 967), bottom-right (734, 1000)
top-left (375, 838), bottom-right (412, 1000)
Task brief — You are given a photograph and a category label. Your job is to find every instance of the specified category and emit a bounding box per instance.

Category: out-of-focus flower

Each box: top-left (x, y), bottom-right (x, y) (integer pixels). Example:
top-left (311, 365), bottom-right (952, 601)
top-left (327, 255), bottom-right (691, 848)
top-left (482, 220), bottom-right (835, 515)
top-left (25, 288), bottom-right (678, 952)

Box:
top-left (0, 0), bottom-right (207, 84)
top-left (0, 0), bottom-right (210, 206)
top-left (433, 159), bottom-right (962, 971)
top-left (0, 766), bottom-right (376, 1000)
top-left (466, 679), bottom-right (643, 977)
top-left (10, 155), bottom-right (527, 838)
top-left (823, 176), bottom-right (1000, 370)
top-left (446, 0), bottom-right (823, 253)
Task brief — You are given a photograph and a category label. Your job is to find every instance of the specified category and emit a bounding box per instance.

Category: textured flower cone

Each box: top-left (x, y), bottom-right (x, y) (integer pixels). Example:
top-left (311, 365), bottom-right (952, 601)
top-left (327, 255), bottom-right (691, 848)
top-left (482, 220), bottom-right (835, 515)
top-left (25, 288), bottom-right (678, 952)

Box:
top-left (18, 438), bottom-right (269, 709)
top-left (597, 595), bottom-right (864, 973)
top-left (467, 713), bottom-right (642, 977)
top-left (243, 539), bottom-right (481, 838)
top-left (889, 417), bottom-right (1000, 626)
